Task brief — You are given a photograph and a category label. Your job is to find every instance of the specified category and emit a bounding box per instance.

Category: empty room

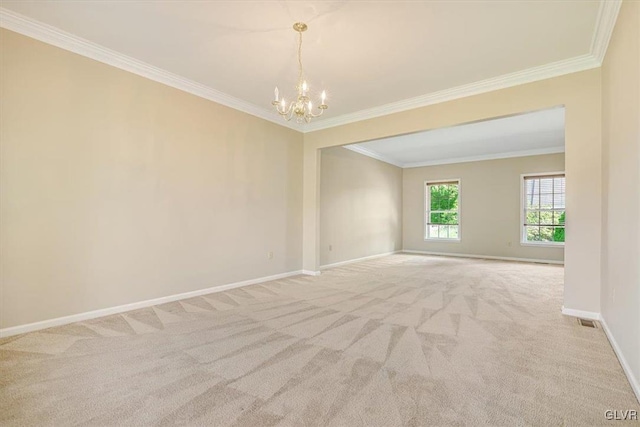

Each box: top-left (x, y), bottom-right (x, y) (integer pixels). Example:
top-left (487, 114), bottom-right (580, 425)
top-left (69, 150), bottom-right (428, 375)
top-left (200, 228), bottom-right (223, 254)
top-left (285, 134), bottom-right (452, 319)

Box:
top-left (1, 1), bottom-right (639, 425)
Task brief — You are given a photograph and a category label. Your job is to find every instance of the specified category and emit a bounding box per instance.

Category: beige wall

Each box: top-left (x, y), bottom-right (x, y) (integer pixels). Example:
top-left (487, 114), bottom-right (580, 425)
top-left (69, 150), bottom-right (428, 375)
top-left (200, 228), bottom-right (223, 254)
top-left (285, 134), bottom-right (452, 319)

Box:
top-left (0, 19), bottom-right (616, 335)
top-left (319, 147), bottom-right (402, 267)
top-left (304, 68), bottom-right (601, 313)
top-left (0, 29), bottom-right (304, 329)
top-left (601, 0), bottom-right (640, 397)
top-left (403, 154), bottom-right (565, 262)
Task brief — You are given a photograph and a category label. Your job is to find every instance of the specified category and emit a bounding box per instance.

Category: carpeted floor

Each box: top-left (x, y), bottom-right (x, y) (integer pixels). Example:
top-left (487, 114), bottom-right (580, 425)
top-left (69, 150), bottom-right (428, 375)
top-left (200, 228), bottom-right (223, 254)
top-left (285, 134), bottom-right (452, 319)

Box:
top-left (1, 254), bottom-right (638, 426)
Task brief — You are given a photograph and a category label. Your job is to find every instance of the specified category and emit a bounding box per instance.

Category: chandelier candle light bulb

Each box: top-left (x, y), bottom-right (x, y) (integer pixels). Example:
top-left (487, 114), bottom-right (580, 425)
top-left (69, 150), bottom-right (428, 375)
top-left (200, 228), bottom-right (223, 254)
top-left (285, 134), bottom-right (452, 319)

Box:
top-left (271, 22), bottom-right (329, 124)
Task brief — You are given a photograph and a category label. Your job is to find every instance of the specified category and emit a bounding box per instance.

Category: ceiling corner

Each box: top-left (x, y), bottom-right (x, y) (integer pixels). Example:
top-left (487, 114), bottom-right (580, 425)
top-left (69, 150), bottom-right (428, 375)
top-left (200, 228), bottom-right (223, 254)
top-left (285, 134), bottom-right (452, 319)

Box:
top-left (0, 7), bottom-right (300, 132)
top-left (342, 145), bottom-right (405, 168)
top-left (590, 0), bottom-right (623, 64)
top-left (302, 53), bottom-right (599, 133)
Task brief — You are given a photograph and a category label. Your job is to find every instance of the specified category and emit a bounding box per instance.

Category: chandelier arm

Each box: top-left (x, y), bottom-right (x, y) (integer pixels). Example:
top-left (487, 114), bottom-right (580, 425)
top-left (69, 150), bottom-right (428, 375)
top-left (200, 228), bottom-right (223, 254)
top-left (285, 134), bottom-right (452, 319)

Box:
top-left (307, 108), bottom-right (325, 118)
top-left (276, 102), bottom-right (293, 116)
top-left (286, 104), bottom-right (295, 121)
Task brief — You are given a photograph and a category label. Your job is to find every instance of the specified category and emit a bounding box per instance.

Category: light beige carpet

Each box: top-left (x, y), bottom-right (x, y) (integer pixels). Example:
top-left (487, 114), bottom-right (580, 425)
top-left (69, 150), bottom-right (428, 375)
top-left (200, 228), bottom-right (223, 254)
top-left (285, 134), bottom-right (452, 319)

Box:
top-left (1, 254), bottom-right (638, 426)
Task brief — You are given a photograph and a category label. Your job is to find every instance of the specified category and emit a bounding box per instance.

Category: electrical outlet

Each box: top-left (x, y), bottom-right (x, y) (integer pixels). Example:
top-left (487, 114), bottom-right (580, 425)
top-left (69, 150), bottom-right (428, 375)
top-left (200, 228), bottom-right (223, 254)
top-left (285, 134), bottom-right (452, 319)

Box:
top-left (267, 251), bottom-right (274, 260)
top-left (329, 245), bottom-right (332, 251)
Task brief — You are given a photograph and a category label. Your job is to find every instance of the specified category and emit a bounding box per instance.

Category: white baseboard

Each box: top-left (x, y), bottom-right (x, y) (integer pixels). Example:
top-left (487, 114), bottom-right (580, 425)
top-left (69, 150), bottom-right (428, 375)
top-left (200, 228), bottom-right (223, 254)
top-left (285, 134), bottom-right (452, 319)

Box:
top-left (402, 249), bottom-right (564, 265)
top-left (561, 306), bottom-right (602, 320)
top-left (600, 316), bottom-right (640, 403)
top-left (0, 269), bottom-right (304, 338)
top-left (319, 251), bottom-right (402, 270)
top-left (302, 270), bottom-right (321, 276)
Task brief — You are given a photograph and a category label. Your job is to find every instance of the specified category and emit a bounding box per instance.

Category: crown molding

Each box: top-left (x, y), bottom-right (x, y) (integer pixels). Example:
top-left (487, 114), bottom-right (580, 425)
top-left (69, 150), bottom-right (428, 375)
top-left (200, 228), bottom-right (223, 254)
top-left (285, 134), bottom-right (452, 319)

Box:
top-left (0, 8), bottom-right (302, 132)
top-left (402, 146), bottom-right (565, 168)
top-left (590, 0), bottom-right (622, 64)
top-left (1, 1), bottom-right (622, 134)
top-left (302, 55), bottom-right (599, 132)
top-left (344, 145), bottom-right (565, 169)
top-left (343, 145), bottom-right (404, 168)
top-left (303, 0), bottom-right (622, 133)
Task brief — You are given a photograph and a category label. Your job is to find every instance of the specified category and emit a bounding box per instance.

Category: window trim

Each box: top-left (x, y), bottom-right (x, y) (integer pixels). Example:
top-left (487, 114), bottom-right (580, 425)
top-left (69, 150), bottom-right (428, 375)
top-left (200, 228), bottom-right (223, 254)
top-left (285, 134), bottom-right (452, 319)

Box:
top-left (520, 171), bottom-right (565, 248)
top-left (424, 179), bottom-right (461, 242)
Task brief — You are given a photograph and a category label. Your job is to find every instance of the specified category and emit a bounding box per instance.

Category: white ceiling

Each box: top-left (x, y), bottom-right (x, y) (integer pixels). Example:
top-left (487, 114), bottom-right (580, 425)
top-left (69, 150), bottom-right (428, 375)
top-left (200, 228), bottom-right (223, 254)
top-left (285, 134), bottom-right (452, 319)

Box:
top-left (345, 107), bottom-right (565, 168)
top-left (0, 1), bottom-right (618, 131)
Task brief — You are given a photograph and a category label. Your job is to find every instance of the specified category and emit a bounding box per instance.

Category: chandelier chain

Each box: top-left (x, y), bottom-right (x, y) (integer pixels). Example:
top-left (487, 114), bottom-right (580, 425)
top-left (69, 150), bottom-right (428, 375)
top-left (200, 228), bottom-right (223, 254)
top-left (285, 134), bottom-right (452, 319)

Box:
top-left (297, 30), bottom-right (303, 89)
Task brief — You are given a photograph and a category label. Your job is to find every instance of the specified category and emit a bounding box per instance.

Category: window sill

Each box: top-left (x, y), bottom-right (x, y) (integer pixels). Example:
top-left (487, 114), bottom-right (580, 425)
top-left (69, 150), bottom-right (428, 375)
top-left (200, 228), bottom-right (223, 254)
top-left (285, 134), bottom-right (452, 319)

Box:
top-left (520, 242), bottom-right (564, 248)
top-left (424, 238), bottom-right (461, 243)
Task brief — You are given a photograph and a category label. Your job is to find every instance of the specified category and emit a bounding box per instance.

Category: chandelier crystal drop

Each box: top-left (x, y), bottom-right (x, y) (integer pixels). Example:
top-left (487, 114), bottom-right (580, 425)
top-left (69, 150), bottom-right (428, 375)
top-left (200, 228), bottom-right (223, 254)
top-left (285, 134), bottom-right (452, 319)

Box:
top-left (272, 22), bottom-right (328, 123)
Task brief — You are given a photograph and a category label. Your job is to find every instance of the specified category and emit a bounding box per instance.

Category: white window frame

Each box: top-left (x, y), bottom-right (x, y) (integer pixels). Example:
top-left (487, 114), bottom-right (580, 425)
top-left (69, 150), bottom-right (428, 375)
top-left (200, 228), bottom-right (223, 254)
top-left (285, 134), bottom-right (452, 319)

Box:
top-left (520, 171), bottom-right (565, 248)
top-left (424, 179), bottom-right (461, 242)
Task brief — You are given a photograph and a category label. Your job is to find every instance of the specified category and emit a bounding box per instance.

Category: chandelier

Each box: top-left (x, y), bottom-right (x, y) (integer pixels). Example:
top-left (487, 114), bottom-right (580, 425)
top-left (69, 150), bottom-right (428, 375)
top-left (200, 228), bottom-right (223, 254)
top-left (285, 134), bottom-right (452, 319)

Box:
top-left (272, 22), bottom-right (328, 123)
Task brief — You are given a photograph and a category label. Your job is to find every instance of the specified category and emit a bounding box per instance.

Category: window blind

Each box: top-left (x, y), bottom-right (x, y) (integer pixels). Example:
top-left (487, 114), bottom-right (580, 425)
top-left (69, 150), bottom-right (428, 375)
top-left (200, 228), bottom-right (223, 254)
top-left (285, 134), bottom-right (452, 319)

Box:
top-left (523, 174), bottom-right (565, 243)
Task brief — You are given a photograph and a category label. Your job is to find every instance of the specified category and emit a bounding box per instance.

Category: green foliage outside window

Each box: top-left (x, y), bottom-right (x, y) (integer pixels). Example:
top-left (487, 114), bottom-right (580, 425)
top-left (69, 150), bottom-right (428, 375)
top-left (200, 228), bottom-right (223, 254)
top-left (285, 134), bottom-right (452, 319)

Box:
top-left (553, 212), bottom-right (565, 242)
top-left (524, 175), bottom-right (565, 244)
top-left (427, 183), bottom-right (459, 240)
top-left (525, 211), bottom-right (565, 242)
top-left (429, 184), bottom-right (458, 225)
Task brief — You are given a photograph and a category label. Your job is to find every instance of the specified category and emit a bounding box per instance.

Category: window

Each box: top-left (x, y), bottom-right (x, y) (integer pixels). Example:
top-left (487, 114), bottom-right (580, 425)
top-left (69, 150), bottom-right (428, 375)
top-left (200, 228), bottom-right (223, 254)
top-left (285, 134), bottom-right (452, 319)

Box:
top-left (425, 180), bottom-right (460, 240)
top-left (522, 173), bottom-right (565, 245)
